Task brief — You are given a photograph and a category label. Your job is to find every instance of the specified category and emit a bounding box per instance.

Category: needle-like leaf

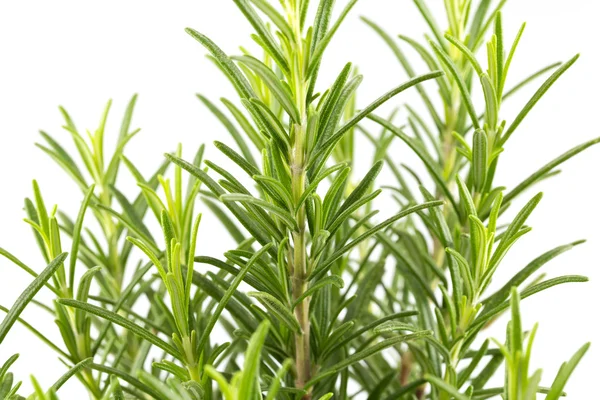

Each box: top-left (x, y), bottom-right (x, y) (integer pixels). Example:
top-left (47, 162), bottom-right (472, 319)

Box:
top-left (0, 253), bottom-right (68, 345)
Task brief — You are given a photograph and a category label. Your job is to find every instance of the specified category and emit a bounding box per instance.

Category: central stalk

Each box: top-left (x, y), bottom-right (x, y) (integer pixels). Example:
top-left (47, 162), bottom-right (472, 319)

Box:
top-left (292, 122), bottom-right (310, 390)
top-left (286, 0), bottom-right (311, 393)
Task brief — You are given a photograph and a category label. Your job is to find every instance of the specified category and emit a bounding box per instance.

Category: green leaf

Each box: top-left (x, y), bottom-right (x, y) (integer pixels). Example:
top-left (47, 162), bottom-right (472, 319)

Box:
top-left (127, 237), bottom-right (166, 281)
top-left (521, 275), bottom-right (589, 301)
top-left (311, 71), bottom-right (444, 173)
top-left (430, 40), bottom-right (480, 129)
top-left (307, 331), bottom-right (432, 387)
top-left (103, 376), bottom-right (124, 400)
top-left (0, 252), bottom-right (68, 345)
top-left (446, 247), bottom-right (474, 301)
top-left (472, 353), bottom-right (504, 390)
top-left (58, 298), bottom-right (181, 359)
top-left (95, 203), bottom-right (157, 252)
top-left (545, 342), bottom-right (590, 400)
top-left (317, 394), bottom-right (334, 400)
top-left (185, 28), bottom-right (255, 99)
top-left (221, 97), bottom-right (266, 150)
top-left (467, 0), bottom-right (493, 47)
top-left (419, 186), bottom-right (452, 247)
top-left (198, 243), bottom-right (272, 351)
top-left (214, 139), bottom-right (262, 179)
top-left (31, 180), bottom-right (50, 236)
top-left (0, 305), bottom-right (70, 360)
top-left (243, 98), bottom-right (291, 155)
top-left (413, 0), bottom-right (446, 47)
top-left (368, 114), bottom-right (460, 216)
top-left (482, 193), bottom-right (543, 290)
top-left (202, 197), bottom-right (245, 243)
top-left (197, 94), bottom-right (257, 167)
top-left (69, 185), bottom-right (95, 291)
top-left (471, 275), bottom-right (588, 334)
top-left (445, 33), bottom-right (484, 75)
top-left (501, 55), bottom-right (579, 145)
top-left (0, 248), bottom-right (60, 296)
top-left (48, 358), bottom-right (92, 394)
top-left (153, 360), bottom-right (189, 382)
top-left (221, 193), bottom-right (298, 231)
top-left (372, 321), bottom-right (419, 334)
top-left (318, 75), bottom-right (362, 153)
top-left (232, 0), bottom-right (289, 74)
top-left (502, 62), bottom-right (560, 100)
top-left (292, 275), bottom-right (344, 309)
top-left (483, 240), bottom-right (585, 310)
top-left (457, 176), bottom-right (477, 219)
top-left (104, 109), bottom-right (140, 188)
top-left (504, 137), bottom-right (600, 204)
top-left (311, 0), bottom-right (335, 48)
top-left (249, 292), bottom-right (301, 333)
top-left (232, 55), bottom-right (300, 123)
top-left (425, 373), bottom-right (469, 400)
top-left (238, 320), bottom-right (270, 400)
top-left (500, 22), bottom-right (526, 94)
top-left (196, 255), bottom-right (271, 295)
top-left (309, 75), bottom-right (363, 175)
top-left (481, 73), bottom-right (498, 130)
top-left (75, 266), bottom-right (102, 332)
top-left (297, 163), bottom-right (347, 212)
top-left (361, 17), bottom-right (444, 127)
top-left (118, 93), bottom-right (138, 139)
top-left (334, 161), bottom-right (382, 220)
top-left (248, 0), bottom-right (294, 40)
top-left (254, 175), bottom-right (293, 210)
top-left (165, 153), bottom-right (273, 247)
top-left (316, 63), bottom-right (353, 138)
top-left (0, 354), bottom-right (18, 381)
top-left (185, 213), bottom-right (202, 308)
top-left (306, 0), bottom-right (359, 78)
top-left (494, 12), bottom-right (505, 91)
top-left (189, 269), bottom-right (258, 333)
top-left (458, 340), bottom-right (489, 387)
top-left (305, 0), bottom-right (335, 101)
top-left (37, 131), bottom-right (88, 190)
top-left (472, 130), bottom-right (488, 192)
top-left (472, 1), bottom-right (509, 50)
top-left (510, 287), bottom-right (523, 354)
top-left (89, 363), bottom-right (168, 400)
top-left (204, 366), bottom-right (233, 399)
top-left (312, 200), bottom-right (443, 279)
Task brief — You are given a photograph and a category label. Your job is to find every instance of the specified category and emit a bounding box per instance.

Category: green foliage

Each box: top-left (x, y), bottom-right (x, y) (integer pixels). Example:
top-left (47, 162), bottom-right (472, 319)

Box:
top-left (483, 288), bottom-right (590, 400)
top-left (0, 0), bottom-right (594, 399)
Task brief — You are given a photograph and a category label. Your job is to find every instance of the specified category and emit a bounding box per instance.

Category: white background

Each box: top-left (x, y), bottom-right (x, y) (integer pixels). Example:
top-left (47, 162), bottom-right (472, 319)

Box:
top-left (1, 0), bottom-right (599, 398)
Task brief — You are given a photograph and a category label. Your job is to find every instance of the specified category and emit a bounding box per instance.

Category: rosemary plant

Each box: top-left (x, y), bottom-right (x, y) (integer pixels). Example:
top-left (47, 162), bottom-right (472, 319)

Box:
top-left (0, 0), bottom-right (595, 399)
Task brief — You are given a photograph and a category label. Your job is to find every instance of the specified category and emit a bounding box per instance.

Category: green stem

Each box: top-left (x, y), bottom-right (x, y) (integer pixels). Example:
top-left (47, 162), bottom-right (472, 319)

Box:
top-left (182, 334), bottom-right (201, 382)
top-left (292, 126), bottom-right (311, 393)
top-left (99, 186), bottom-right (123, 293)
top-left (74, 333), bottom-right (103, 398)
top-left (286, 1), bottom-right (311, 394)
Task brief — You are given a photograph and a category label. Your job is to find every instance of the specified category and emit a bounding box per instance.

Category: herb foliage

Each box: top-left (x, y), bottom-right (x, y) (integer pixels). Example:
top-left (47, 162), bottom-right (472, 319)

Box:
top-left (0, 0), bottom-right (594, 399)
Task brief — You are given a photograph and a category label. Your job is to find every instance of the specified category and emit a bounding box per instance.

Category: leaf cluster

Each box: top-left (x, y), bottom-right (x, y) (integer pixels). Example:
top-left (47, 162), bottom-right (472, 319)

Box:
top-left (0, 0), bottom-right (595, 399)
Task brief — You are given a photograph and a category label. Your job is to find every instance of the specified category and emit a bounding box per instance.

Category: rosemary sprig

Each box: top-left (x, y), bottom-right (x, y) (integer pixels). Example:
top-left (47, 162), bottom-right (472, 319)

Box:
top-left (0, 1), bottom-right (594, 399)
